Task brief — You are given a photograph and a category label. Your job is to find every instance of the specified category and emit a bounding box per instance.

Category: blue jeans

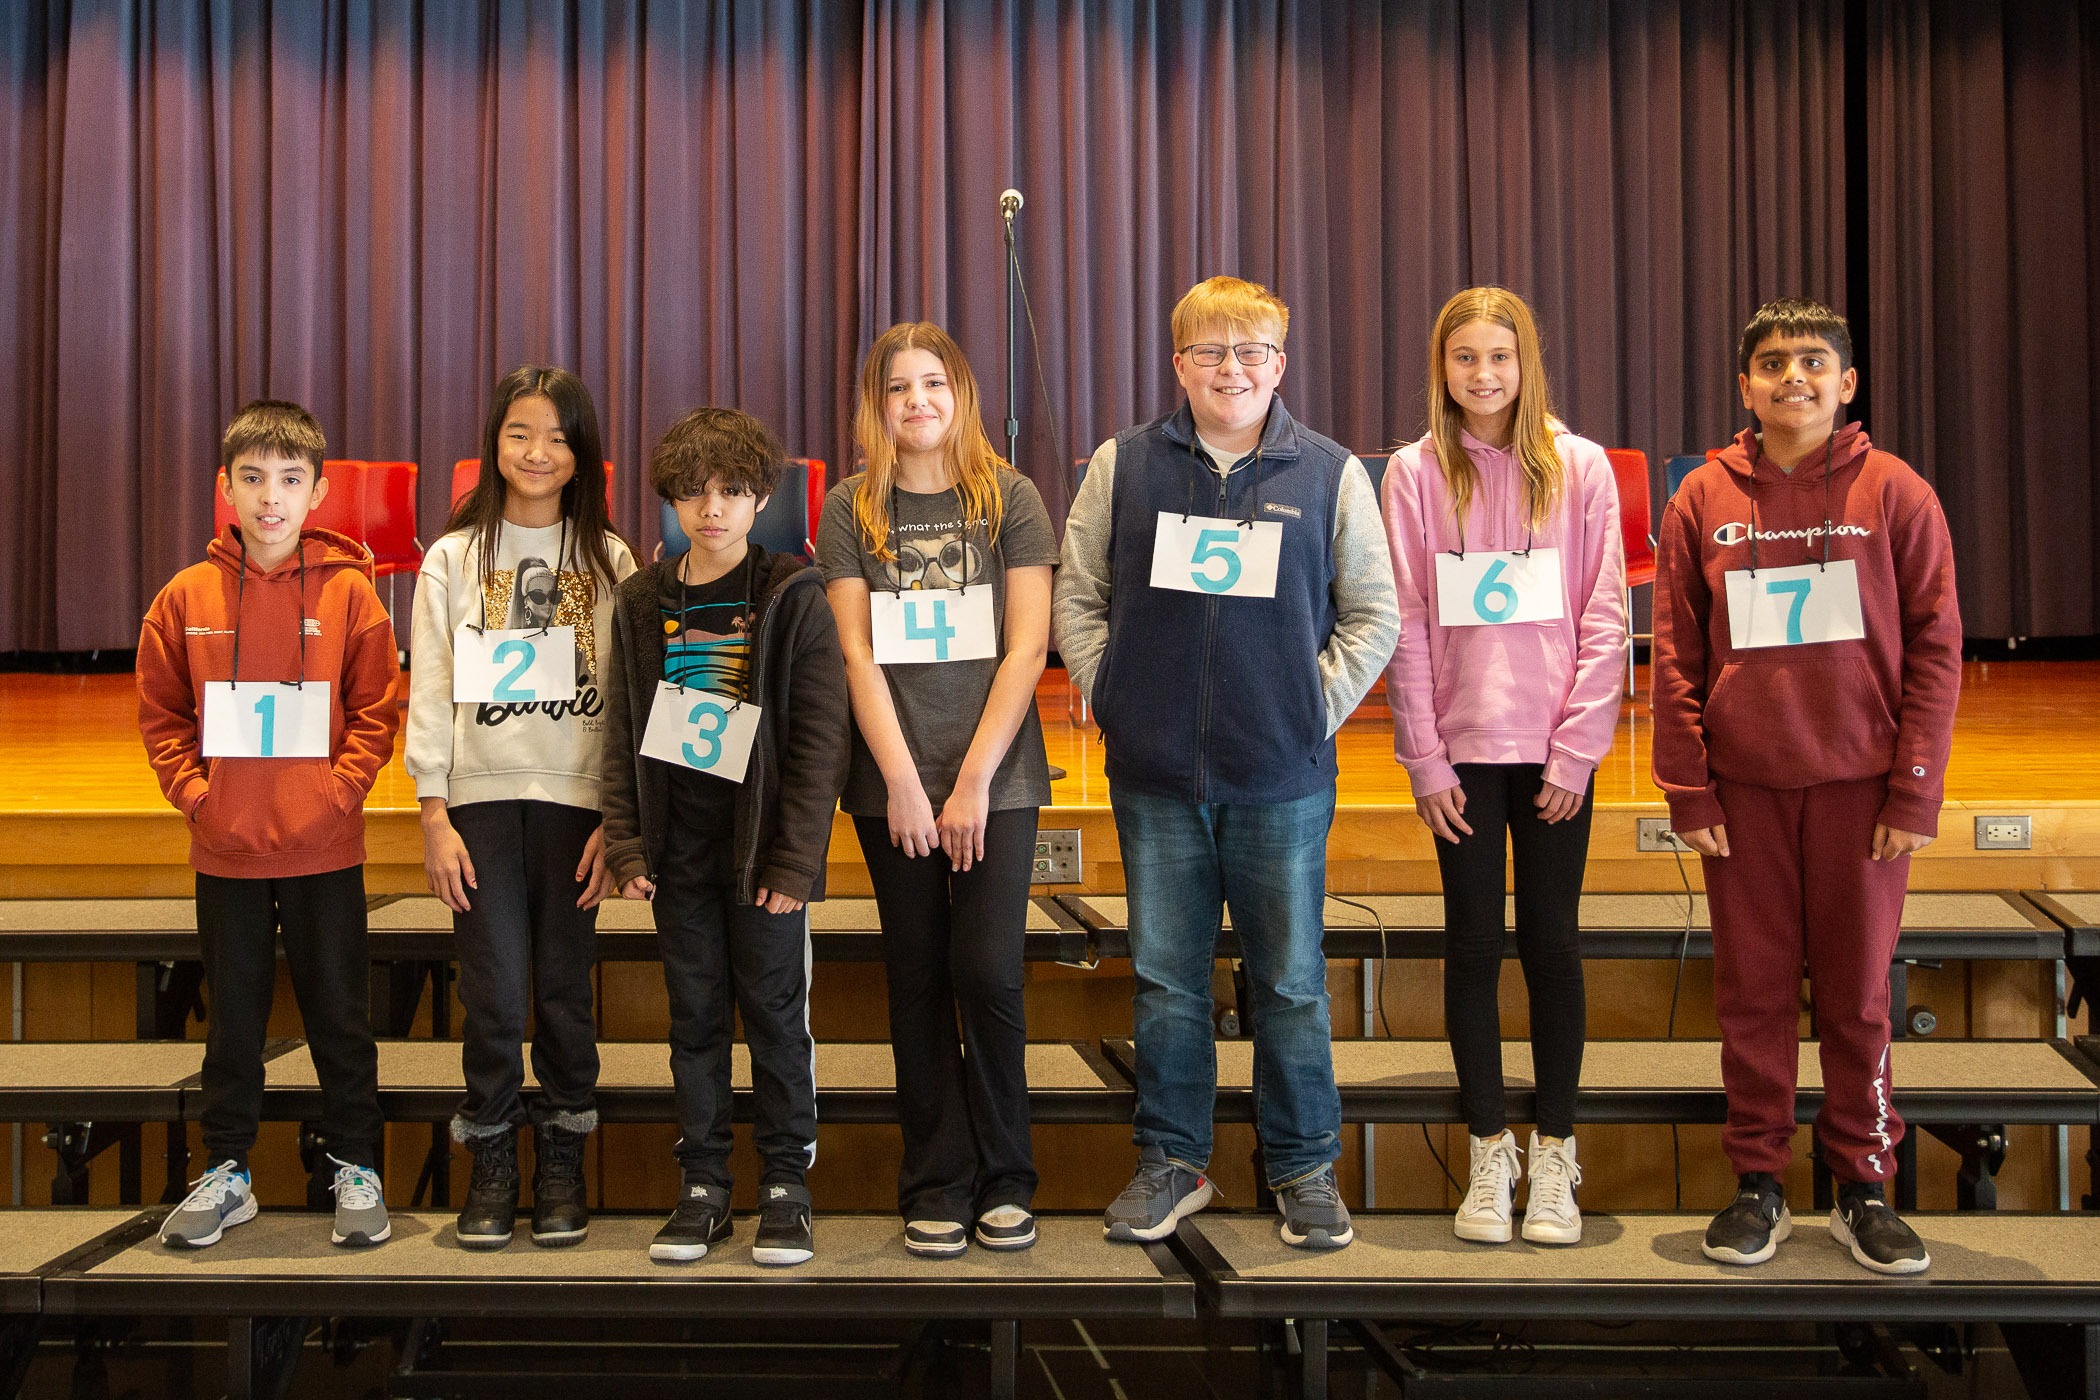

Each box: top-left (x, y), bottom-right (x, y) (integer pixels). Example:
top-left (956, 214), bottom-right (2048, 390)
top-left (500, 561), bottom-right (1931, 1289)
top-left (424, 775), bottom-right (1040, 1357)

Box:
top-left (1112, 785), bottom-right (1341, 1187)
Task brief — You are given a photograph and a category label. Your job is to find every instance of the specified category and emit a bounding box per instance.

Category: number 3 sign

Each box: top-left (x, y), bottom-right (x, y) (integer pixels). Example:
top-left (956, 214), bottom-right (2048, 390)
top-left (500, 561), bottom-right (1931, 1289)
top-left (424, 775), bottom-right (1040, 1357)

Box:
top-left (452, 625), bottom-right (579, 703)
top-left (640, 681), bottom-right (760, 782)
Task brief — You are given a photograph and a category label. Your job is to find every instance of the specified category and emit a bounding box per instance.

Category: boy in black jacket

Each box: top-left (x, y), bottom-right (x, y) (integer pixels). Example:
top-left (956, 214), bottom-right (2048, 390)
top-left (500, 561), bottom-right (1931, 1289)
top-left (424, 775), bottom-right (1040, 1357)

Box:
top-left (602, 408), bottom-right (850, 1266)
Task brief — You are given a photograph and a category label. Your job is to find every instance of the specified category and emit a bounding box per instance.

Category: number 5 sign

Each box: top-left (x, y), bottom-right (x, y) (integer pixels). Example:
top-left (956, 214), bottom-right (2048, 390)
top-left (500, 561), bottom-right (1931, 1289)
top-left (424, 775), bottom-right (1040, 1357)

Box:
top-left (453, 625), bottom-right (579, 703)
top-left (1149, 513), bottom-right (1283, 599)
top-left (870, 589), bottom-right (997, 665)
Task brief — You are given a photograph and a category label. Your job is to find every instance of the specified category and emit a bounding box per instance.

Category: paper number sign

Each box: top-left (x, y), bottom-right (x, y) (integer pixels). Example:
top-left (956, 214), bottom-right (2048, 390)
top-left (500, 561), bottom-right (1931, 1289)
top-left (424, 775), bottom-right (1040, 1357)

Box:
top-left (1432, 549), bottom-right (1566, 627)
top-left (870, 588), bottom-right (997, 665)
top-left (1724, 560), bottom-right (1865, 649)
top-left (201, 681), bottom-right (332, 758)
top-left (452, 625), bottom-right (579, 704)
top-left (1148, 513), bottom-right (1283, 598)
top-left (639, 681), bottom-right (760, 783)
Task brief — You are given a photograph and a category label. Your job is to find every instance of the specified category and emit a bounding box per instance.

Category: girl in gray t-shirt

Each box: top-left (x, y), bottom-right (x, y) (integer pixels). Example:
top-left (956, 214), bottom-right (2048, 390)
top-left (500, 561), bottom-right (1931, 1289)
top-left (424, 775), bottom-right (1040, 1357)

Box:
top-left (817, 322), bottom-right (1056, 1258)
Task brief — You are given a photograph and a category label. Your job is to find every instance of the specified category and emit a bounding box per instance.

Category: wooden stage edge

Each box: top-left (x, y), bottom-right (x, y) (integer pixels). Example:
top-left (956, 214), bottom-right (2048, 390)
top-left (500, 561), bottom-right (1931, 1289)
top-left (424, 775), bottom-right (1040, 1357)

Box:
top-left (2, 662), bottom-right (2097, 897)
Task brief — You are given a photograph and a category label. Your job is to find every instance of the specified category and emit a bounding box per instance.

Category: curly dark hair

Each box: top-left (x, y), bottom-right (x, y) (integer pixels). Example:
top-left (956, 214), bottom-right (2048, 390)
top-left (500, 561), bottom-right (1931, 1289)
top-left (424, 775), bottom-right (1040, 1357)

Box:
top-left (651, 406), bottom-right (785, 502)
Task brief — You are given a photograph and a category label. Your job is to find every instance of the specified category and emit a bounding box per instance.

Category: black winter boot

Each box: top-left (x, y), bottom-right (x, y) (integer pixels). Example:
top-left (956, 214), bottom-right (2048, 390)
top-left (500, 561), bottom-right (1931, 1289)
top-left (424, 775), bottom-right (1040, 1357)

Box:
top-left (456, 1128), bottom-right (519, 1250)
top-left (531, 1123), bottom-right (590, 1245)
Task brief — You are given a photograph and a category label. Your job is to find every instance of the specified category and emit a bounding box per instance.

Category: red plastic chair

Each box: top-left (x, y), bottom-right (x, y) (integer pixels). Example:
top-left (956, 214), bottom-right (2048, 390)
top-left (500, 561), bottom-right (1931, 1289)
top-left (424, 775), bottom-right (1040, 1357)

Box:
top-left (1606, 448), bottom-right (1655, 696)
top-left (451, 458), bottom-right (616, 511)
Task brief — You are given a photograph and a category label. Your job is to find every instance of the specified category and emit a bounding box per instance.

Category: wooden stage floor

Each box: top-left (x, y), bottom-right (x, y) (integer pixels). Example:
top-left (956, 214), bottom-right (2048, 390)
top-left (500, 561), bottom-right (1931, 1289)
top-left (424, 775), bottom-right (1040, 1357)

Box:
top-left (2, 661), bottom-right (2095, 896)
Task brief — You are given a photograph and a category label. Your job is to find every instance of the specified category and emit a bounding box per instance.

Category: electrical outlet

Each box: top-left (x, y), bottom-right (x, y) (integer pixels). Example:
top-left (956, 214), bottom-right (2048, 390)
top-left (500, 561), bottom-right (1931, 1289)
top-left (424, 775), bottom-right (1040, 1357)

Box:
top-left (1974, 815), bottom-right (2032, 850)
top-left (1636, 817), bottom-right (1693, 853)
top-left (1032, 828), bottom-right (1082, 883)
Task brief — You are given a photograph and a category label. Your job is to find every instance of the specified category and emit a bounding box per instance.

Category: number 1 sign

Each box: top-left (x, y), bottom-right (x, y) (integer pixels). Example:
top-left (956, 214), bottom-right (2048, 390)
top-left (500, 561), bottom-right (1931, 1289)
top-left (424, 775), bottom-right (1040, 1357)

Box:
top-left (202, 682), bottom-right (332, 757)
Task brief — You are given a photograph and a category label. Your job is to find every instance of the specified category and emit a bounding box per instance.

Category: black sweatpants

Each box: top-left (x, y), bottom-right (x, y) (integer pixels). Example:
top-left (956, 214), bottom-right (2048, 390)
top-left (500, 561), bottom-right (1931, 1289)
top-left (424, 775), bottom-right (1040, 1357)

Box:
top-left (448, 800), bottom-right (603, 1132)
top-left (1435, 763), bottom-right (1593, 1141)
top-left (653, 823), bottom-right (817, 1187)
top-left (195, 865), bottom-right (382, 1171)
top-left (856, 807), bottom-right (1039, 1222)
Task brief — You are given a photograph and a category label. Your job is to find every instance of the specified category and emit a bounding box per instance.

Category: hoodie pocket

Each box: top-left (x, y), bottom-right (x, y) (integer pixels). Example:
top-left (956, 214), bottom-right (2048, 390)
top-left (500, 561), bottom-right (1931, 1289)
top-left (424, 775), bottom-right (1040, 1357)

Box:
top-left (1705, 652), bottom-right (1897, 784)
top-left (195, 759), bottom-right (349, 860)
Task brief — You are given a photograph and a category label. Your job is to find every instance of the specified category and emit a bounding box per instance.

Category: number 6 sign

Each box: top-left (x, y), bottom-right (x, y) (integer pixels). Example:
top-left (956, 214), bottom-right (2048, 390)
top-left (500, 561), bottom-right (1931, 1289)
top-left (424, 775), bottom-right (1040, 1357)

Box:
top-left (639, 681), bottom-right (760, 782)
top-left (1432, 549), bottom-right (1566, 627)
top-left (452, 625), bottom-right (579, 703)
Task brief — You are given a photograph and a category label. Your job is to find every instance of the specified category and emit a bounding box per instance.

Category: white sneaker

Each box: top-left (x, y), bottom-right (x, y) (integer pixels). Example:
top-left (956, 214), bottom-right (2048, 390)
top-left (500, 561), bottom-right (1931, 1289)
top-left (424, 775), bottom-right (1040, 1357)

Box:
top-left (1454, 1131), bottom-right (1521, 1243)
top-left (1521, 1133), bottom-right (1583, 1245)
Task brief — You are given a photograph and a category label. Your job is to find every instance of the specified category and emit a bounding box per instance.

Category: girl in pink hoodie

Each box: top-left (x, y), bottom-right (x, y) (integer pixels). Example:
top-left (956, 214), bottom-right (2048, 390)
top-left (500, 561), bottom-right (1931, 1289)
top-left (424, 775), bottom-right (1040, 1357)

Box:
top-left (1381, 287), bottom-right (1627, 1247)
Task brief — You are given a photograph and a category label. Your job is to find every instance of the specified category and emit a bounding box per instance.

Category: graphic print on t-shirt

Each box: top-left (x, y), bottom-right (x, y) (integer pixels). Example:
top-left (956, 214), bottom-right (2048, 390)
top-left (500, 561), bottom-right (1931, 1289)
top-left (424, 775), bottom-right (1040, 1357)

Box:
top-left (483, 560), bottom-right (602, 685)
top-left (664, 596), bottom-right (752, 699)
top-left (885, 516), bottom-right (986, 591)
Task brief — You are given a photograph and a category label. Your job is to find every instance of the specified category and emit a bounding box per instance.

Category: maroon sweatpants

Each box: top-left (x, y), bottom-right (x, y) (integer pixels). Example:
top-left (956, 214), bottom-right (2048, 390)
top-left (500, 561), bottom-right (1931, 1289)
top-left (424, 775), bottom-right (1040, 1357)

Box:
top-left (1704, 774), bottom-right (1911, 1183)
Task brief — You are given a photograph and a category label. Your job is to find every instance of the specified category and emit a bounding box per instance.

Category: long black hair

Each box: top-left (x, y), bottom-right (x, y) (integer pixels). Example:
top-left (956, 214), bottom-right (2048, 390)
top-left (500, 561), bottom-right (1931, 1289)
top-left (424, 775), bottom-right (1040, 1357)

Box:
top-left (444, 365), bottom-right (624, 587)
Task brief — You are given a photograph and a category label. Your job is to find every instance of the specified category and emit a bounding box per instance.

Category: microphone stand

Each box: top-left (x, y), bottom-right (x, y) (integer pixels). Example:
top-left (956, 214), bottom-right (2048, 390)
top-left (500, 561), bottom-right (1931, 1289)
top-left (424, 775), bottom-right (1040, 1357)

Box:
top-left (1003, 201), bottom-right (1021, 471)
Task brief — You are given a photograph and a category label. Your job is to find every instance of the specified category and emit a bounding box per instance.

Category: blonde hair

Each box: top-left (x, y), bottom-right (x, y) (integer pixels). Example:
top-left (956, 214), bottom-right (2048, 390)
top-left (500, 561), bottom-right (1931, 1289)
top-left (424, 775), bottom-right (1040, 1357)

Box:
top-left (1170, 275), bottom-right (1290, 352)
top-left (1423, 287), bottom-right (1564, 532)
top-left (850, 323), bottom-right (1006, 564)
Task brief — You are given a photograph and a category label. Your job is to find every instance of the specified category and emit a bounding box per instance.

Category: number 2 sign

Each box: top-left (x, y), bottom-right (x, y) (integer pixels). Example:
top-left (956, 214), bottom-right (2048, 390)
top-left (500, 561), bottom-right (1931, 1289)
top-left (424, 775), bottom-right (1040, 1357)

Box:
top-left (452, 625), bottom-right (579, 704)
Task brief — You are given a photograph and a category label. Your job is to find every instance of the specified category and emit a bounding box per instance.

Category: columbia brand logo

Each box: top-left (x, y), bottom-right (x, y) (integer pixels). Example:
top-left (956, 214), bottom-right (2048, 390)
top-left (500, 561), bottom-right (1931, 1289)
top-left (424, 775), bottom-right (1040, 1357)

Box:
top-left (1262, 502), bottom-right (1302, 519)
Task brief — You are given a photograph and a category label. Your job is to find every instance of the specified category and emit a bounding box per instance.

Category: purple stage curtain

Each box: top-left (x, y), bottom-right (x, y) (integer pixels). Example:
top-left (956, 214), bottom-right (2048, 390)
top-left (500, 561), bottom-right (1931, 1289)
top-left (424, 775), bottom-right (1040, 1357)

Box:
top-left (0, 1), bottom-right (2088, 649)
top-left (1867, 0), bottom-right (2100, 638)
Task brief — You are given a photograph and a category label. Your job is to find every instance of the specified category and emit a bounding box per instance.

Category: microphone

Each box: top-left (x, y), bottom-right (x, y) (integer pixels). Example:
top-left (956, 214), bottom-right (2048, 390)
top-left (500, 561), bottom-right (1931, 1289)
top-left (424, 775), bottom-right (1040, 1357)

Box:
top-left (999, 188), bottom-right (1024, 220)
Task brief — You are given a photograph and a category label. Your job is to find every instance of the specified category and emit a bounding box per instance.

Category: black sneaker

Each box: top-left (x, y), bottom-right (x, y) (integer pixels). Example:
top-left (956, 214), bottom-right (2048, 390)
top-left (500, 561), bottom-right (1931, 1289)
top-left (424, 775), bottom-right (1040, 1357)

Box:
top-left (752, 1182), bottom-right (814, 1266)
top-left (904, 1220), bottom-right (969, 1258)
top-left (650, 1182), bottom-right (733, 1263)
top-left (1702, 1171), bottom-right (1791, 1265)
top-left (1831, 1182), bottom-right (1931, 1275)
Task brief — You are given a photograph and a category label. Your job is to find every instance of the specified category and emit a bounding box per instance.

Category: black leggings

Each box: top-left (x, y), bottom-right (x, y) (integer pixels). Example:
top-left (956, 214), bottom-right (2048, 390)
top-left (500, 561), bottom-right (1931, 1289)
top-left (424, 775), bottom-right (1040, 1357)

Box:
top-left (856, 807), bottom-right (1040, 1222)
top-left (1435, 763), bottom-right (1592, 1140)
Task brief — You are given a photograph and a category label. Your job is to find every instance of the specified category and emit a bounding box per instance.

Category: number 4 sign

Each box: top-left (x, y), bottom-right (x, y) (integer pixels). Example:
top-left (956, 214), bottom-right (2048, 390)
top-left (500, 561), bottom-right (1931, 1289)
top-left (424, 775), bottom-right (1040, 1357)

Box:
top-left (870, 589), bottom-right (997, 665)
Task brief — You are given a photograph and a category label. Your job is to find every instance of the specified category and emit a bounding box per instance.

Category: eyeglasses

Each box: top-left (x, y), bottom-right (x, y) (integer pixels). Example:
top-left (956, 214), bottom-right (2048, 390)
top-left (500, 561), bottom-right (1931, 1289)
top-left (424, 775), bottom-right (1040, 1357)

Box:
top-left (525, 586), bottom-right (558, 606)
top-left (1179, 341), bottom-right (1279, 368)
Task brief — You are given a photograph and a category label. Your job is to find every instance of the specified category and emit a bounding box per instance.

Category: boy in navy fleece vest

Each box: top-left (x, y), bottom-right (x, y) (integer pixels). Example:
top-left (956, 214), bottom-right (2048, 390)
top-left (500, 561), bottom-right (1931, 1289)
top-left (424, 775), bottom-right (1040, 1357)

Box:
top-left (1053, 276), bottom-right (1397, 1250)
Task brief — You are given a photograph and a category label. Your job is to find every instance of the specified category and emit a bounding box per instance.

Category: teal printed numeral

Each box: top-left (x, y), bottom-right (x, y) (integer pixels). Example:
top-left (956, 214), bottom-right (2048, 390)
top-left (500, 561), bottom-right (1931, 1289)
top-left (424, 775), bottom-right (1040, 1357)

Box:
top-left (252, 693), bottom-right (277, 756)
top-left (1473, 558), bottom-right (1519, 622)
top-left (903, 598), bottom-right (957, 660)
top-left (682, 700), bottom-right (730, 770)
top-left (1190, 528), bottom-right (1243, 593)
top-left (491, 639), bottom-right (538, 701)
top-left (1765, 578), bottom-right (1811, 645)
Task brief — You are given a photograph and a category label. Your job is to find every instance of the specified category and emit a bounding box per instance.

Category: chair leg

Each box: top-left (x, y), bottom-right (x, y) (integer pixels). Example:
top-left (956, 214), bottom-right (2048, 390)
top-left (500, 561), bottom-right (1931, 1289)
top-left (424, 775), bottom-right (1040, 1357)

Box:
top-left (1624, 585), bottom-right (1636, 695)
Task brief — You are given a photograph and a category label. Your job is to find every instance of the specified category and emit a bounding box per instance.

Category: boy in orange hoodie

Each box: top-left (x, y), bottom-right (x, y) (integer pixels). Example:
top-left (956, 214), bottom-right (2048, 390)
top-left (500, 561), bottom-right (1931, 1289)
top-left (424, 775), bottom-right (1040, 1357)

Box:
top-left (137, 401), bottom-right (400, 1249)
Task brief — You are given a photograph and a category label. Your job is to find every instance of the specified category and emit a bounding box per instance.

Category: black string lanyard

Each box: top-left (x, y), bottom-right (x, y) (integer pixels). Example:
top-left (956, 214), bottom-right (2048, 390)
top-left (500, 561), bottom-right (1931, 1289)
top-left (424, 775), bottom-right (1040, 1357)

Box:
top-left (888, 478), bottom-right (979, 598)
top-left (1445, 449), bottom-right (1536, 563)
top-left (1745, 427), bottom-right (1837, 578)
top-left (472, 515), bottom-right (568, 638)
top-left (1182, 435), bottom-right (1264, 526)
top-left (228, 535), bottom-right (308, 691)
top-left (668, 546), bottom-right (759, 711)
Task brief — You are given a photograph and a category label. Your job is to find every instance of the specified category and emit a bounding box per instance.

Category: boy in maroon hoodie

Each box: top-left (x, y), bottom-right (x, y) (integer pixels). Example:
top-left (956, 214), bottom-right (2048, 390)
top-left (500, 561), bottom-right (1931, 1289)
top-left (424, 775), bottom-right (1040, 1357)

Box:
top-left (1652, 300), bottom-right (1960, 1275)
top-left (137, 401), bottom-right (399, 1250)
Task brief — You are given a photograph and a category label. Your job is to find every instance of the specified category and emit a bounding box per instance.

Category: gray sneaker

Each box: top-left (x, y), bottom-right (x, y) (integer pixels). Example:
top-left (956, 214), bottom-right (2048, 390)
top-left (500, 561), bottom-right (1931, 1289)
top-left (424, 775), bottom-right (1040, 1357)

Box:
top-left (328, 1156), bottom-right (391, 1247)
top-left (1103, 1147), bottom-right (1214, 1242)
top-left (1277, 1164), bottom-right (1353, 1249)
top-left (161, 1160), bottom-right (257, 1248)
